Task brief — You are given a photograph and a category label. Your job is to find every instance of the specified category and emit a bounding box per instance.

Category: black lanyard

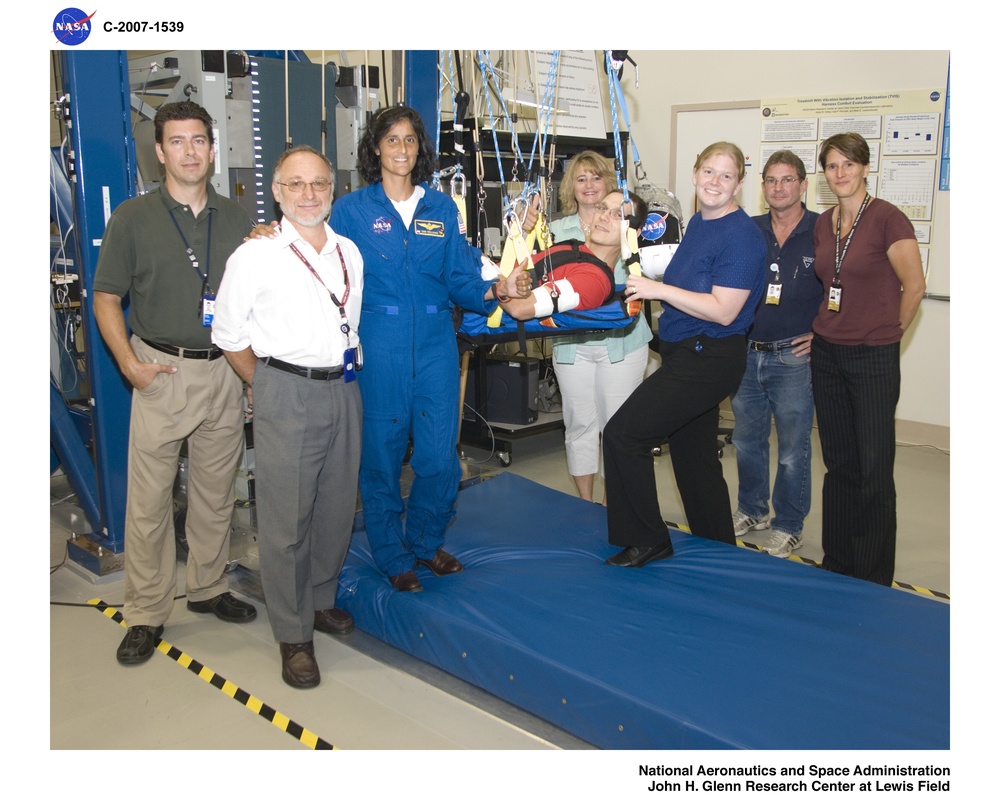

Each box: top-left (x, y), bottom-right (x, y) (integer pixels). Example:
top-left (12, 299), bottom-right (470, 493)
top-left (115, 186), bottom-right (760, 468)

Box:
top-left (833, 194), bottom-right (870, 286)
top-left (287, 233), bottom-right (354, 341)
top-left (168, 206), bottom-right (213, 293)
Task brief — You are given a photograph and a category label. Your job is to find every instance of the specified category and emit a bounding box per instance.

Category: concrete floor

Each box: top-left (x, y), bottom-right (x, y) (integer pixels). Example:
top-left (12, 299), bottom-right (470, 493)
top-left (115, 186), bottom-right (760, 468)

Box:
top-left (47, 410), bottom-right (954, 789)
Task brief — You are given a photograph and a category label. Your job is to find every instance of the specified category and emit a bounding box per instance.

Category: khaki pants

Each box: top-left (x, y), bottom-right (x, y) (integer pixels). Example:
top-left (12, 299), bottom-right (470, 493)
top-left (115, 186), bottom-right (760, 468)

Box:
top-left (123, 336), bottom-right (244, 627)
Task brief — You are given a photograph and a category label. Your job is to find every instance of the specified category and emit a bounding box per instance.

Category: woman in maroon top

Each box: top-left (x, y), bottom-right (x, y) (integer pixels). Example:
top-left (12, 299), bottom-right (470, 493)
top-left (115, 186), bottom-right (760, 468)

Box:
top-left (811, 132), bottom-right (925, 586)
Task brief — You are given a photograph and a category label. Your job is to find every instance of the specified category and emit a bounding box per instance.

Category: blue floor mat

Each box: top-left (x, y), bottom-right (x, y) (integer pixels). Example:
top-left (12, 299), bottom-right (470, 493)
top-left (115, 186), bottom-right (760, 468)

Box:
top-left (336, 472), bottom-right (948, 749)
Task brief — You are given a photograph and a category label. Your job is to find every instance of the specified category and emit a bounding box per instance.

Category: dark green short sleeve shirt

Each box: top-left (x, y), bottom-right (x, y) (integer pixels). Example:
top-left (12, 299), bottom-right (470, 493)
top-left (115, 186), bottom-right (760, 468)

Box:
top-left (94, 184), bottom-right (253, 349)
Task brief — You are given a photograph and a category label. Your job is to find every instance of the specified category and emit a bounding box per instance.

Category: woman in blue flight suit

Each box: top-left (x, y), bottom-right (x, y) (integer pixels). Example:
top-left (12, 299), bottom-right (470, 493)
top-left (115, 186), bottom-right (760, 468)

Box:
top-left (331, 105), bottom-right (506, 592)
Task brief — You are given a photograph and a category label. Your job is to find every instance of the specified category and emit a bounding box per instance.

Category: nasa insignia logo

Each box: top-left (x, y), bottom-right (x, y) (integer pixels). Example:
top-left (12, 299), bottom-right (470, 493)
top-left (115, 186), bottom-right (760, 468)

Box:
top-left (52, 8), bottom-right (95, 45)
top-left (641, 213), bottom-right (667, 242)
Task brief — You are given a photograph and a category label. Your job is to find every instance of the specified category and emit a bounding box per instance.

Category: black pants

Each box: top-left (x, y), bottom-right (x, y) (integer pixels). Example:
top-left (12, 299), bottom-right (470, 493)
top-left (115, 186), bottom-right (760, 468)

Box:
top-left (811, 335), bottom-right (900, 586)
top-left (604, 334), bottom-right (747, 547)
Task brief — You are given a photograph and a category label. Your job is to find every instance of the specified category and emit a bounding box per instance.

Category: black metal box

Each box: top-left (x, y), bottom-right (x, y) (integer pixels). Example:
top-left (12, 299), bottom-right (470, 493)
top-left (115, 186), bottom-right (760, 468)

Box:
top-left (465, 354), bottom-right (539, 425)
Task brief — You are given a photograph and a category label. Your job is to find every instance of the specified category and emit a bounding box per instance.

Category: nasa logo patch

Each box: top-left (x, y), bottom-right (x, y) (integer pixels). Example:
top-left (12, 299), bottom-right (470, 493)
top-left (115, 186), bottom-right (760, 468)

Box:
top-left (641, 212), bottom-right (668, 242)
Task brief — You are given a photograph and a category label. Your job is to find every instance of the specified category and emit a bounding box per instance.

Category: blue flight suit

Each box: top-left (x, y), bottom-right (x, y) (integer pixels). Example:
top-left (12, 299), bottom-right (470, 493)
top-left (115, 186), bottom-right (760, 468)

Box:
top-left (330, 182), bottom-right (497, 577)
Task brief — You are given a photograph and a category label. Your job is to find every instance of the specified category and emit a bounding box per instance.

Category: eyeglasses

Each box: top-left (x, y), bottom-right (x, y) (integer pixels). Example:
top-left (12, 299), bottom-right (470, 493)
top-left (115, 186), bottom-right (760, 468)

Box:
top-left (595, 203), bottom-right (625, 220)
top-left (763, 176), bottom-right (801, 187)
top-left (277, 179), bottom-right (332, 193)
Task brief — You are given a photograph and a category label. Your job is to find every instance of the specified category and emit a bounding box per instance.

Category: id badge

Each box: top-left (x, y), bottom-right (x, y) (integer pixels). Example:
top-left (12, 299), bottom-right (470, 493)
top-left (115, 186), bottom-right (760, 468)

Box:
top-left (343, 347), bottom-right (356, 383)
top-left (202, 294), bottom-right (216, 327)
top-left (766, 282), bottom-right (782, 306)
top-left (827, 286), bottom-right (842, 313)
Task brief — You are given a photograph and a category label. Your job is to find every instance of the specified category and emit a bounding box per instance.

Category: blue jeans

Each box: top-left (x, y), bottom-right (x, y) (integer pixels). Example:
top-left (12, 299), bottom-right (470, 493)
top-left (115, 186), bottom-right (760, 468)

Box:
top-left (730, 338), bottom-right (813, 536)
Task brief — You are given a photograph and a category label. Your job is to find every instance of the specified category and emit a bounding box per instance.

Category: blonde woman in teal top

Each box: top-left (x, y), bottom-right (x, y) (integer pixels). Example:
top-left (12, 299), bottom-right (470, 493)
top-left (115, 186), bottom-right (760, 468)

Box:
top-left (547, 151), bottom-right (652, 502)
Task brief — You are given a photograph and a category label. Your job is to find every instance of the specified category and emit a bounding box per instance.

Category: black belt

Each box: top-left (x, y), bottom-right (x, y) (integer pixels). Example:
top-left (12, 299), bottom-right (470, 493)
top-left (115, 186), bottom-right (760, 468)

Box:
top-left (262, 356), bottom-right (343, 381)
top-left (748, 340), bottom-right (794, 353)
top-left (141, 338), bottom-right (223, 360)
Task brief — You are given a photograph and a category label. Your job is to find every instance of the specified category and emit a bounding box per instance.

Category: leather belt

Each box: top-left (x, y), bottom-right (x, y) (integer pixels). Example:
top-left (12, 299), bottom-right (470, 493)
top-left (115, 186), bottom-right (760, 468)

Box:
top-left (748, 340), bottom-right (793, 353)
top-left (141, 338), bottom-right (223, 360)
top-left (262, 356), bottom-right (344, 381)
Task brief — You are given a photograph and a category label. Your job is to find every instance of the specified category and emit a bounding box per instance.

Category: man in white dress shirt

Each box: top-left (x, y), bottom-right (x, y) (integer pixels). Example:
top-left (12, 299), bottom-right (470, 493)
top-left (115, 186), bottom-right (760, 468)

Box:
top-left (212, 146), bottom-right (364, 689)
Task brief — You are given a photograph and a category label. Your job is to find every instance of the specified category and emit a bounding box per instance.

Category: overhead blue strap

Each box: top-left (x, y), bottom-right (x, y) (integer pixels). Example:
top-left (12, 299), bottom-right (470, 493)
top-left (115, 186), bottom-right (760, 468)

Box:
top-left (604, 51), bottom-right (647, 200)
top-left (610, 70), bottom-right (642, 171)
top-left (478, 50), bottom-right (527, 193)
top-left (605, 52), bottom-right (627, 199)
top-left (524, 51), bottom-right (560, 176)
top-left (477, 50), bottom-right (507, 193)
top-left (511, 51), bottom-right (560, 229)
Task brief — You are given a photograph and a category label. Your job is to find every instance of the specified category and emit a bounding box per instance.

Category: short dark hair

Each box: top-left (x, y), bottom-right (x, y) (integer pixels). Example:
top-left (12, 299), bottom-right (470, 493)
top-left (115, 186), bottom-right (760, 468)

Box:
top-left (600, 188), bottom-right (648, 231)
top-left (357, 105), bottom-right (436, 186)
top-left (625, 191), bottom-right (648, 231)
top-left (272, 144), bottom-right (335, 185)
top-left (762, 150), bottom-right (806, 182)
top-left (154, 101), bottom-right (215, 146)
top-left (819, 132), bottom-right (870, 168)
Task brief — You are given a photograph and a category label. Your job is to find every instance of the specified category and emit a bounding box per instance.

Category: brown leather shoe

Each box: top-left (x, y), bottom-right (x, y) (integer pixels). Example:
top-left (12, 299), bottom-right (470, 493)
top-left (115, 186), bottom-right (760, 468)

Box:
top-left (279, 641), bottom-right (320, 689)
top-left (416, 548), bottom-right (464, 576)
top-left (314, 607), bottom-right (354, 636)
top-left (389, 571), bottom-right (423, 592)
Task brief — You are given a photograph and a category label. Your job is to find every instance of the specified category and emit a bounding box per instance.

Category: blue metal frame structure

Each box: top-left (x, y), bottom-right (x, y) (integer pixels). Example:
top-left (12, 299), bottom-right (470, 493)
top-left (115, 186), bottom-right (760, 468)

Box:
top-left (51, 48), bottom-right (436, 573)
top-left (53, 50), bottom-right (136, 560)
top-left (404, 51), bottom-right (438, 141)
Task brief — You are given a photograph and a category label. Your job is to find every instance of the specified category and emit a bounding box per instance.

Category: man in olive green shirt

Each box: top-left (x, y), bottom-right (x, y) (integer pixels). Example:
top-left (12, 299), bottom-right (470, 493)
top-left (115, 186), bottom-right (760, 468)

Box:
top-left (93, 101), bottom-right (257, 666)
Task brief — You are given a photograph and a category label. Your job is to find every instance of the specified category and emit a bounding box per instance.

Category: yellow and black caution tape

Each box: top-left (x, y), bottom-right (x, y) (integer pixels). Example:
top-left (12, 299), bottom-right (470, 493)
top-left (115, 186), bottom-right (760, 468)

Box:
top-left (735, 537), bottom-right (822, 566)
top-left (663, 524), bottom-right (951, 602)
top-left (733, 539), bottom-right (949, 600)
top-left (89, 598), bottom-right (335, 750)
top-left (888, 579), bottom-right (950, 601)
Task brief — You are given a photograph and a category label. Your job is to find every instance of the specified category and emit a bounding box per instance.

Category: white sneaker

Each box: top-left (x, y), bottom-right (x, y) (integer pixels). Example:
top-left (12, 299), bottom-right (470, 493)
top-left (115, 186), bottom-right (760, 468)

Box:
top-left (732, 511), bottom-right (770, 537)
top-left (762, 530), bottom-right (803, 558)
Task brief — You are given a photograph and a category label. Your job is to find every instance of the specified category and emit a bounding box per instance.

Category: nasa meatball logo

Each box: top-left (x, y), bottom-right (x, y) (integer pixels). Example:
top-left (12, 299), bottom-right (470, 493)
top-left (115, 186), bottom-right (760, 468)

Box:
top-left (372, 217), bottom-right (393, 235)
top-left (641, 212), bottom-right (667, 242)
top-left (52, 8), bottom-right (96, 45)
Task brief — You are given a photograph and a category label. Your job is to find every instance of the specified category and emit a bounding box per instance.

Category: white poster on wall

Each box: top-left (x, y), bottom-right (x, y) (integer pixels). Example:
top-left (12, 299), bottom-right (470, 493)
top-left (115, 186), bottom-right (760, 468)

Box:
top-left (533, 50), bottom-right (608, 140)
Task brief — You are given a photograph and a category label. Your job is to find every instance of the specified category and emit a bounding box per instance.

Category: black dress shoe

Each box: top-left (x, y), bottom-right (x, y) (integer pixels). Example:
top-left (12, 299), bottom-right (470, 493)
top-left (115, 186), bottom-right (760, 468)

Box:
top-left (416, 548), bottom-right (464, 576)
top-left (279, 641), bottom-right (320, 689)
top-left (314, 607), bottom-right (354, 636)
top-left (116, 624), bottom-right (164, 665)
top-left (187, 591), bottom-right (257, 623)
top-left (389, 571), bottom-right (424, 592)
top-left (605, 542), bottom-right (675, 567)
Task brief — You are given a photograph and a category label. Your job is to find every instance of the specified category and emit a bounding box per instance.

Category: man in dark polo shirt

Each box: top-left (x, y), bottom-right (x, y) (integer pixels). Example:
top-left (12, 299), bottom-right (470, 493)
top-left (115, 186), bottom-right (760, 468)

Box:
top-left (93, 100), bottom-right (257, 666)
top-left (730, 150), bottom-right (823, 558)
